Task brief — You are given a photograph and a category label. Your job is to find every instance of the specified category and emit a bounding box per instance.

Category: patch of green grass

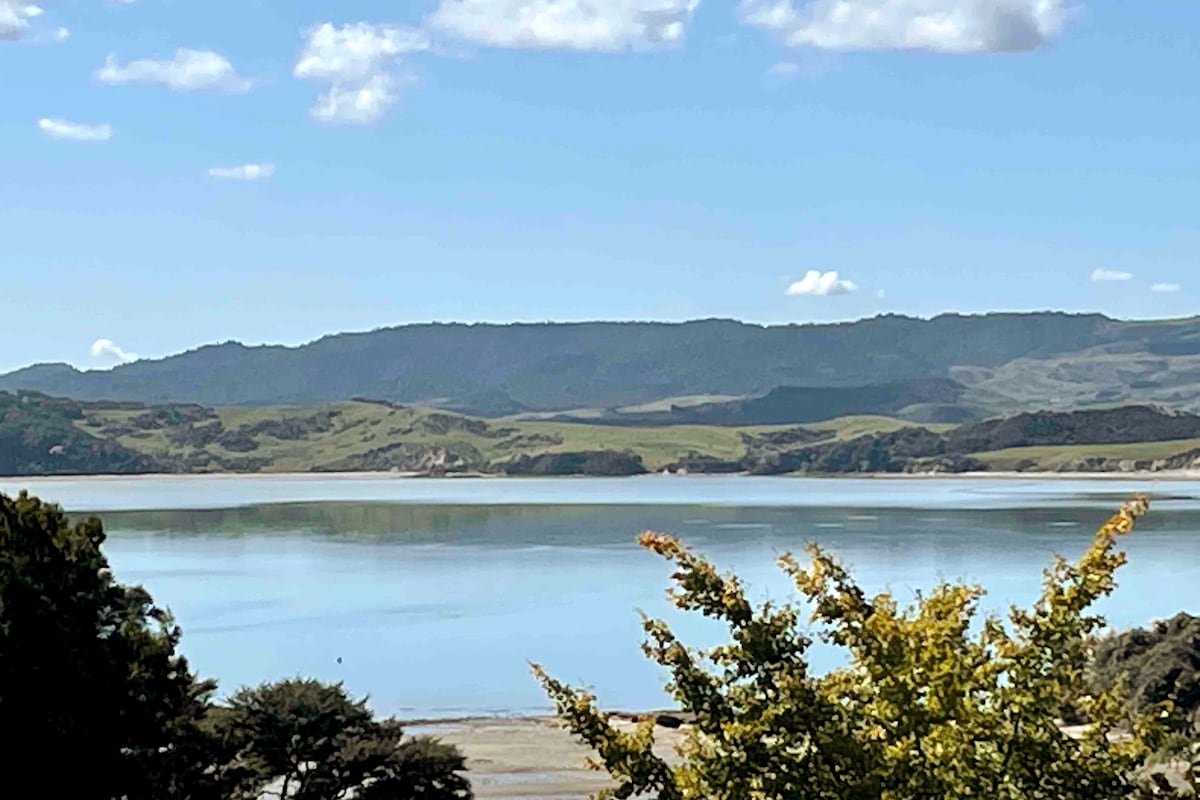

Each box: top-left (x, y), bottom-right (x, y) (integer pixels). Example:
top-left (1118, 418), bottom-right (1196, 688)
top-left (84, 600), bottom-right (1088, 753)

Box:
top-left (78, 401), bottom-right (964, 474)
top-left (520, 421), bottom-right (750, 470)
top-left (806, 415), bottom-right (955, 440)
top-left (972, 437), bottom-right (1200, 470)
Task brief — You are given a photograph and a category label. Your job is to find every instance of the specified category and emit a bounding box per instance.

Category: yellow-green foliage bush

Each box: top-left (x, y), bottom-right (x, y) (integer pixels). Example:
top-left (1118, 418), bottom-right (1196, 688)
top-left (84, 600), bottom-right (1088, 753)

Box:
top-left (536, 497), bottom-right (1176, 800)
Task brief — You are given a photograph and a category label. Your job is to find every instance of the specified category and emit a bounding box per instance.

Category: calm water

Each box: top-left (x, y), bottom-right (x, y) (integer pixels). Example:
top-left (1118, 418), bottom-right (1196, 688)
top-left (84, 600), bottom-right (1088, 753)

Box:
top-left (4, 475), bottom-right (1200, 718)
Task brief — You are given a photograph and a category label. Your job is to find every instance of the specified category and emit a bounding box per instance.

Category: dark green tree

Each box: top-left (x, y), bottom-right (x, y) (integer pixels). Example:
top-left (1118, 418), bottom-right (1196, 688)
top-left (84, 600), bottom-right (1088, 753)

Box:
top-left (211, 678), bottom-right (472, 800)
top-left (0, 490), bottom-right (214, 798)
top-left (1, 490), bottom-right (474, 799)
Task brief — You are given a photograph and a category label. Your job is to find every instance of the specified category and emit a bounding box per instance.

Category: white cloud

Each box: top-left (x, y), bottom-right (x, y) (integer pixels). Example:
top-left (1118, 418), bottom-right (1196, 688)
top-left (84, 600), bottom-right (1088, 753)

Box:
top-left (296, 22), bottom-right (428, 82)
top-left (738, 0), bottom-right (1069, 54)
top-left (90, 339), bottom-right (139, 364)
top-left (38, 118), bottom-right (113, 141)
top-left (1091, 268), bottom-right (1134, 282)
top-left (53, 26), bottom-right (68, 42)
top-left (786, 270), bottom-right (858, 296)
top-left (0, 2), bottom-right (42, 41)
top-left (310, 73), bottom-right (409, 125)
top-left (96, 49), bottom-right (252, 92)
top-left (296, 23), bottom-right (427, 125)
top-left (428, 0), bottom-right (700, 51)
top-left (1151, 283), bottom-right (1181, 294)
top-left (208, 163), bottom-right (276, 181)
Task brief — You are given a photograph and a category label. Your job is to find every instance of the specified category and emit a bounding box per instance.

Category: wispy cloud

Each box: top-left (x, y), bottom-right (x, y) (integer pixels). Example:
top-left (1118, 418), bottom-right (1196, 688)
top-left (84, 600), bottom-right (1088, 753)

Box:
top-left (428, 0), bottom-right (700, 51)
top-left (1151, 283), bottom-right (1181, 293)
top-left (786, 270), bottom-right (858, 297)
top-left (1091, 268), bottom-right (1134, 283)
top-left (208, 163), bottom-right (275, 181)
top-left (91, 338), bottom-right (139, 364)
top-left (38, 117), bottom-right (113, 141)
top-left (766, 61), bottom-right (799, 77)
top-left (738, 0), bottom-right (1071, 54)
top-left (0, 2), bottom-right (42, 42)
top-left (310, 73), bottom-right (410, 125)
top-left (96, 49), bottom-right (252, 92)
top-left (295, 23), bottom-right (428, 125)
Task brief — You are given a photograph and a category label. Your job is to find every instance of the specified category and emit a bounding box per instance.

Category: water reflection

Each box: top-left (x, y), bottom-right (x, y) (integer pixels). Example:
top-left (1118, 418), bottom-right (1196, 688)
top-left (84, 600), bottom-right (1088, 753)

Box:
top-left (88, 500), bottom-right (1200, 719)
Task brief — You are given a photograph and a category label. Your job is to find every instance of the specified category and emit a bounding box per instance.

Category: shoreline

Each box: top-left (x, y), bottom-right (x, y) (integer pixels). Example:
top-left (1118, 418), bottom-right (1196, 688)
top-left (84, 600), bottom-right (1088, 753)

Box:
top-left (5, 469), bottom-right (1200, 482)
top-left (399, 709), bottom-right (689, 728)
top-left (401, 714), bottom-right (686, 799)
top-left (387, 713), bottom-right (1195, 799)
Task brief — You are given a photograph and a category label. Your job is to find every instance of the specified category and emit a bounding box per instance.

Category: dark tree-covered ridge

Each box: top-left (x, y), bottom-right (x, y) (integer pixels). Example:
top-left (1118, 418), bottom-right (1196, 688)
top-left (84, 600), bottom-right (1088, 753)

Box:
top-left (7, 313), bottom-right (1200, 414)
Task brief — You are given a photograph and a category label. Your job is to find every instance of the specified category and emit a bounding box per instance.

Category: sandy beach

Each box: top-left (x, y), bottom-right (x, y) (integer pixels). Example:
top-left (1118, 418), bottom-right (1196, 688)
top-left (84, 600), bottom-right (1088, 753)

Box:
top-left (405, 715), bottom-right (1195, 798)
top-left (409, 716), bottom-right (684, 799)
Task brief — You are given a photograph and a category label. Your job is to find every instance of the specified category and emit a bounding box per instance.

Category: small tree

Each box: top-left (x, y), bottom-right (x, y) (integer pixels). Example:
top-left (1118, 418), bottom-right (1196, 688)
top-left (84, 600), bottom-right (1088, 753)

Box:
top-left (0, 490), bottom-right (215, 799)
top-left (535, 496), bottom-right (1166, 800)
top-left (212, 678), bottom-right (472, 800)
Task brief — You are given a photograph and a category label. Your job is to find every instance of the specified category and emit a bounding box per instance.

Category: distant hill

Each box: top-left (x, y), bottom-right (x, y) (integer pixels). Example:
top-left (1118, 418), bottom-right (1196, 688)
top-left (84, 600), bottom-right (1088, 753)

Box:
top-left (665, 378), bottom-right (969, 425)
top-left (551, 378), bottom-right (972, 426)
top-left (6, 391), bottom-right (1200, 477)
top-left (7, 313), bottom-right (1200, 416)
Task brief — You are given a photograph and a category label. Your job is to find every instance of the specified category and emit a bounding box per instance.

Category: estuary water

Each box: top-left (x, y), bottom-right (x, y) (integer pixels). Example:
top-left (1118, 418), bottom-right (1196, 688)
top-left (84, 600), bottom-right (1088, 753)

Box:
top-left (4, 474), bottom-right (1199, 718)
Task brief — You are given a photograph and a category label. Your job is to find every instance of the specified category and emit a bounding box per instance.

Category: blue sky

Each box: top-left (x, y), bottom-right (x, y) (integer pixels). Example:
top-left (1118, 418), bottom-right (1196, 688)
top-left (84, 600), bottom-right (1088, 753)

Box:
top-left (1, 0), bottom-right (1197, 372)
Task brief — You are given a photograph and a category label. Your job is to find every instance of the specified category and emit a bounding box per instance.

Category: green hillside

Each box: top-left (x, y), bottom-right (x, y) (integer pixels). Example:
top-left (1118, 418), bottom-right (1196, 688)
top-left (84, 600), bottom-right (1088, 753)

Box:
top-left (8, 391), bottom-right (1200, 478)
top-left (71, 397), bottom-right (771, 474)
top-left (7, 313), bottom-right (1200, 418)
top-left (0, 393), bottom-right (156, 476)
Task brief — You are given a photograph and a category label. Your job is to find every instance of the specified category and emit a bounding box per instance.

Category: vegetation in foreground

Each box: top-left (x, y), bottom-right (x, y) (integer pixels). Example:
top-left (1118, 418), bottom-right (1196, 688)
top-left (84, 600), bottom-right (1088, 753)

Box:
top-left (536, 496), bottom-right (1200, 799)
top-left (0, 490), bottom-right (472, 799)
top-left (9, 389), bottom-right (1200, 477)
top-left (2, 486), bottom-right (1198, 797)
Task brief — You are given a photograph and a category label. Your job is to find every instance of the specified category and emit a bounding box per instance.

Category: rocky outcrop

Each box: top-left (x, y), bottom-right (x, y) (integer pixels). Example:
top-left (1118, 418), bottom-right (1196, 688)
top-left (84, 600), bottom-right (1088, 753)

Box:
top-left (739, 427), bottom-right (832, 449)
top-left (733, 407), bottom-right (1200, 476)
top-left (745, 428), bottom-right (946, 475)
top-left (401, 413), bottom-right (494, 437)
top-left (1016, 452), bottom-right (1200, 474)
top-left (945, 406), bottom-right (1200, 453)
top-left (662, 452), bottom-right (744, 474)
top-left (903, 454), bottom-right (988, 474)
top-left (166, 420), bottom-right (226, 448)
top-left (217, 430), bottom-right (259, 453)
top-left (242, 411), bottom-right (339, 441)
top-left (161, 411), bottom-right (341, 449)
top-left (493, 432), bottom-right (565, 451)
top-left (321, 443), bottom-right (485, 474)
top-left (1157, 449), bottom-right (1200, 471)
top-left (503, 450), bottom-right (647, 476)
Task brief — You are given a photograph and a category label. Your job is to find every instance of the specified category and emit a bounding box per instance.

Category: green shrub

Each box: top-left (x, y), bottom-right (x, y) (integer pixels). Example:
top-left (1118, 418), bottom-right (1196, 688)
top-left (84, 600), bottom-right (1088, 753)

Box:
top-left (536, 497), bottom-right (1167, 800)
